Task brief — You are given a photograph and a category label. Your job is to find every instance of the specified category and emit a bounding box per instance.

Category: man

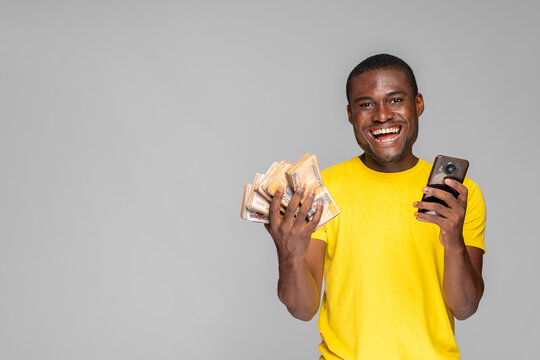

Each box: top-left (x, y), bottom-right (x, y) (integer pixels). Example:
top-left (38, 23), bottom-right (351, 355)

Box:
top-left (265, 54), bottom-right (486, 359)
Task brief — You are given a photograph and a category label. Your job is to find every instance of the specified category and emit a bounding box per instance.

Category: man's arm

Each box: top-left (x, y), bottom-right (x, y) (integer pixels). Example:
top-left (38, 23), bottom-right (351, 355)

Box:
top-left (265, 184), bottom-right (325, 321)
top-left (276, 238), bottom-right (325, 321)
top-left (443, 245), bottom-right (484, 320)
top-left (414, 178), bottom-right (484, 320)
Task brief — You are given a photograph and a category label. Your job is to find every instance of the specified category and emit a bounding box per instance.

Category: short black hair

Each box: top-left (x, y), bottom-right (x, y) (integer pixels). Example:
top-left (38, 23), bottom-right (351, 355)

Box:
top-left (346, 54), bottom-right (418, 104)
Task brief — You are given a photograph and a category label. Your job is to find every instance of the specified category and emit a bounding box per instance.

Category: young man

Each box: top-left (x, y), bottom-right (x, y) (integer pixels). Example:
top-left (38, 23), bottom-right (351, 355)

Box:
top-left (265, 54), bottom-right (486, 359)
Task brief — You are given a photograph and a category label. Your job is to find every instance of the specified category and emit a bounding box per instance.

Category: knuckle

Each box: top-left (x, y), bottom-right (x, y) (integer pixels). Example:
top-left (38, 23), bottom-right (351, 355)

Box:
top-left (441, 192), bottom-right (451, 201)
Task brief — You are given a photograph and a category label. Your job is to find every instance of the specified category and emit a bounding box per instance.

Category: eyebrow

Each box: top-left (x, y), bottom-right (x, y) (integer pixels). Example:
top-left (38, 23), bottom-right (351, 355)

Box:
top-left (386, 91), bottom-right (407, 97)
top-left (352, 91), bottom-right (408, 104)
top-left (353, 96), bottom-right (374, 104)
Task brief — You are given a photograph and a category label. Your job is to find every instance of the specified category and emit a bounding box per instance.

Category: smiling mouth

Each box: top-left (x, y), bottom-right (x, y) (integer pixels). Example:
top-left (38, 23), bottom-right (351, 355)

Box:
top-left (369, 126), bottom-right (402, 143)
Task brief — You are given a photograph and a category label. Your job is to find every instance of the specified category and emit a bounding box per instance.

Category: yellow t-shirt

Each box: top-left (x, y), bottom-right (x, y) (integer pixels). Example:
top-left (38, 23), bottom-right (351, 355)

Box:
top-left (311, 157), bottom-right (486, 360)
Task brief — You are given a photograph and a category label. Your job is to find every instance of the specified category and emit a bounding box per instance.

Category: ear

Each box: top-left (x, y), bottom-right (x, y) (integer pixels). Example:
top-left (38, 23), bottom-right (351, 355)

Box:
top-left (416, 93), bottom-right (424, 116)
top-left (347, 104), bottom-right (353, 124)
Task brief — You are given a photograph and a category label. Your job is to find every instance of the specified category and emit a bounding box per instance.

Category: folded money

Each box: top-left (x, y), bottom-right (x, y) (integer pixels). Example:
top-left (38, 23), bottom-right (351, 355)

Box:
top-left (246, 174), bottom-right (271, 214)
top-left (265, 163), bottom-right (296, 209)
top-left (255, 164), bottom-right (288, 213)
top-left (241, 153), bottom-right (340, 230)
top-left (241, 183), bottom-right (269, 223)
top-left (257, 162), bottom-right (279, 202)
top-left (309, 186), bottom-right (340, 230)
top-left (285, 153), bottom-right (324, 201)
top-left (262, 161), bottom-right (291, 198)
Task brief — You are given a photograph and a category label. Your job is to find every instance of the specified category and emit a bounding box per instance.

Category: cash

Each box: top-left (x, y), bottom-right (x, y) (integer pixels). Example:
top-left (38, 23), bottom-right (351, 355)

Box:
top-left (240, 183), bottom-right (269, 224)
top-left (240, 153), bottom-right (340, 230)
top-left (246, 174), bottom-right (271, 214)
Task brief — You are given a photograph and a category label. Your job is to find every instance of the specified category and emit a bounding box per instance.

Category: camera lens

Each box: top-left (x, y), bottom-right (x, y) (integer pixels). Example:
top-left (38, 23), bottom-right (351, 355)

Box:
top-left (444, 163), bottom-right (457, 175)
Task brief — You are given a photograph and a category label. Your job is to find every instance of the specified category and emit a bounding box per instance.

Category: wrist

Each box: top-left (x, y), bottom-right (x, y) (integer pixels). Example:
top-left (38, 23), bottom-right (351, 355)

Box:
top-left (444, 238), bottom-right (467, 254)
top-left (278, 254), bottom-right (305, 269)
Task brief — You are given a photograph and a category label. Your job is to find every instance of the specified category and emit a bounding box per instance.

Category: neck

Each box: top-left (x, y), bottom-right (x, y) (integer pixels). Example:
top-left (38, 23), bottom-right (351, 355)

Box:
top-left (360, 153), bottom-right (419, 173)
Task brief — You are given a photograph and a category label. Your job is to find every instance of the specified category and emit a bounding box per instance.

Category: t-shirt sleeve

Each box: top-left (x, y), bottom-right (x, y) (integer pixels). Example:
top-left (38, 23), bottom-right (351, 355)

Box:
top-left (463, 178), bottom-right (487, 253)
top-left (311, 224), bottom-right (328, 243)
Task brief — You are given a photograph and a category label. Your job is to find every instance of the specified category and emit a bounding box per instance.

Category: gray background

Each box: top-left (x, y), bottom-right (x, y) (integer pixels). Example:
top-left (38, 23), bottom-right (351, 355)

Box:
top-left (1, 0), bottom-right (538, 359)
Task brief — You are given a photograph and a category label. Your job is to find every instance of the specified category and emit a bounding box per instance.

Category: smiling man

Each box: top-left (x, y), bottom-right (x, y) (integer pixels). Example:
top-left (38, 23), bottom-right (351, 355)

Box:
top-left (265, 54), bottom-right (486, 359)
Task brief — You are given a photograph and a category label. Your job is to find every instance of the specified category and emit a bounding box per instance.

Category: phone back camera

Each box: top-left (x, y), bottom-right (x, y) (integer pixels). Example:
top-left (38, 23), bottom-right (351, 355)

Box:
top-left (444, 163), bottom-right (457, 175)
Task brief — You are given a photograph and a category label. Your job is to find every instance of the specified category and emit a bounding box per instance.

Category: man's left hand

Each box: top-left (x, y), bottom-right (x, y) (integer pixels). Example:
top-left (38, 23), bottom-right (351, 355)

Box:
top-left (413, 179), bottom-right (468, 250)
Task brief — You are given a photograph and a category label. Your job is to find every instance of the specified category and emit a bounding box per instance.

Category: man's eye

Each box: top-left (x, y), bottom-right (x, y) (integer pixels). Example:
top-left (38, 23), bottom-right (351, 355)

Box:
top-left (389, 98), bottom-right (402, 104)
top-left (358, 103), bottom-right (373, 108)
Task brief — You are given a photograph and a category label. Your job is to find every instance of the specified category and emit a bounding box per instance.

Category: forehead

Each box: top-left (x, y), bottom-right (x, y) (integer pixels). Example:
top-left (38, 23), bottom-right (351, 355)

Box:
top-left (349, 68), bottom-right (414, 98)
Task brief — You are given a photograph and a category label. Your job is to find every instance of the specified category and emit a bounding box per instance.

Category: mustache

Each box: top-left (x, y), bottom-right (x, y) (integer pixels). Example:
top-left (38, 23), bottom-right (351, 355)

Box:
top-left (365, 121), bottom-right (406, 129)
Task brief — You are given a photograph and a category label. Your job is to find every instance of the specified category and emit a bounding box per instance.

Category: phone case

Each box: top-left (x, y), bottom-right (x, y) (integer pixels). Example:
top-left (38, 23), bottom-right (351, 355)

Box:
top-left (419, 155), bottom-right (469, 216)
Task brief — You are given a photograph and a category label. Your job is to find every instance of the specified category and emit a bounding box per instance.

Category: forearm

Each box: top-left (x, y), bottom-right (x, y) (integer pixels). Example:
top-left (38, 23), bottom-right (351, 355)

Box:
top-left (277, 256), bottom-right (320, 321)
top-left (443, 243), bottom-right (484, 320)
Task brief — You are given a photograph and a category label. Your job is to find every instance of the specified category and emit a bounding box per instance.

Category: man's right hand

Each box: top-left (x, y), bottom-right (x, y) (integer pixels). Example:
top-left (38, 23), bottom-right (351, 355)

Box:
top-left (265, 183), bottom-right (324, 263)
top-left (264, 183), bottom-right (326, 321)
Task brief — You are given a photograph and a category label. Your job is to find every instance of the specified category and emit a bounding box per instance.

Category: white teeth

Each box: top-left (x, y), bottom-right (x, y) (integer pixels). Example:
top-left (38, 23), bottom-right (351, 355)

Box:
top-left (371, 127), bottom-right (400, 136)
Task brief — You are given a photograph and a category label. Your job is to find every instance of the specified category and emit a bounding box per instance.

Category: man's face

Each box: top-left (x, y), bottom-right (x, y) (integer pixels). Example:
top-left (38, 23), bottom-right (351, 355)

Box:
top-left (347, 68), bottom-right (424, 165)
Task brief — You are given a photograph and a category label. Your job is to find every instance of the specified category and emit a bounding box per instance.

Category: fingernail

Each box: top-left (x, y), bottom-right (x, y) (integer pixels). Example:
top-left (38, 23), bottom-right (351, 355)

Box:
top-left (309, 189), bottom-right (315, 196)
top-left (413, 202), bottom-right (418, 206)
top-left (422, 187), bottom-right (429, 192)
top-left (299, 183), bottom-right (306, 190)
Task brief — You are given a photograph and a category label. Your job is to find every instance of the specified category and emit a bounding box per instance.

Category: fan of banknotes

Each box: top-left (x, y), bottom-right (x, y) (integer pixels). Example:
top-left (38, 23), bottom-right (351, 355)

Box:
top-left (240, 153), bottom-right (340, 230)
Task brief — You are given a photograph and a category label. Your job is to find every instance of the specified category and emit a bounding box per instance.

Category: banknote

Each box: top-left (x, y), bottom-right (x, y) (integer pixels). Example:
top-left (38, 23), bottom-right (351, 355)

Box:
top-left (285, 153), bottom-right (324, 194)
top-left (262, 161), bottom-right (291, 198)
top-left (241, 183), bottom-right (269, 223)
top-left (308, 186), bottom-right (340, 230)
top-left (257, 162), bottom-right (280, 202)
top-left (265, 162), bottom-right (296, 209)
top-left (241, 153), bottom-right (340, 229)
top-left (246, 174), bottom-right (271, 214)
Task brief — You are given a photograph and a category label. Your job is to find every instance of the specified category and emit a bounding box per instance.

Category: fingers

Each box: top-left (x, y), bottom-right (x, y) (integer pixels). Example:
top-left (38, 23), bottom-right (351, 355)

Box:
top-left (421, 186), bottom-right (460, 209)
top-left (294, 188), bottom-right (316, 226)
top-left (269, 183), bottom-right (326, 235)
top-left (283, 183), bottom-right (306, 223)
top-left (414, 200), bottom-right (452, 218)
top-left (445, 178), bottom-right (468, 203)
top-left (308, 201), bottom-right (324, 231)
top-left (414, 208), bottom-right (449, 227)
top-left (414, 180), bottom-right (469, 223)
top-left (268, 186), bottom-right (284, 227)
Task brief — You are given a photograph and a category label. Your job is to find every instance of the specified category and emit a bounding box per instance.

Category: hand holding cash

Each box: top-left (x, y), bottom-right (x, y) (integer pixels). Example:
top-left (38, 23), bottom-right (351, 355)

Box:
top-left (240, 153), bottom-right (340, 231)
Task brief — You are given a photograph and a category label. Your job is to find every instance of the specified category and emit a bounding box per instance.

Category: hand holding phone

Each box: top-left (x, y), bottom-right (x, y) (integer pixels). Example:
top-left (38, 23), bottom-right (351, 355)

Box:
top-left (418, 155), bottom-right (469, 217)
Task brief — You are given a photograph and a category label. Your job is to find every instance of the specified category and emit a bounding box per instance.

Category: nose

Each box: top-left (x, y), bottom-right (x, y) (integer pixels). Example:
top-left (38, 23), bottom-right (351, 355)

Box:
top-left (374, 102), bottom-right (393, 122)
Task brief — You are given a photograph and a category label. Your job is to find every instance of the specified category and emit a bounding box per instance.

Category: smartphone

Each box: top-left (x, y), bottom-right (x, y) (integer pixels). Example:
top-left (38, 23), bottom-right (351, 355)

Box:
top-left (419, 155), bottom-right (469, 217)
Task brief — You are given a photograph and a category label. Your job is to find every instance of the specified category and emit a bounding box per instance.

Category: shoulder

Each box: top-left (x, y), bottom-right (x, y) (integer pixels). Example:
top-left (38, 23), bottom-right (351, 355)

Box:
top-left (462, 176), bottom-right (486, 226)
top-left (461, 176), bottom-right (487, 251)
top-left (463, 177), bottom-right (485, 205)
top-left (320, 157), bottom-right (359, 184)
top-left (416, 157), bottom-right (435, 175)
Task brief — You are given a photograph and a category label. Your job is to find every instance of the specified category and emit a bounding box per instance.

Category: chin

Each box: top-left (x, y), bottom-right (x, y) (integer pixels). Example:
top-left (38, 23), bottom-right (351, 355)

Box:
top-left (355, 138), bottom-right (408, 164)
top-left (367, 149), bottom-right (408, 164)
